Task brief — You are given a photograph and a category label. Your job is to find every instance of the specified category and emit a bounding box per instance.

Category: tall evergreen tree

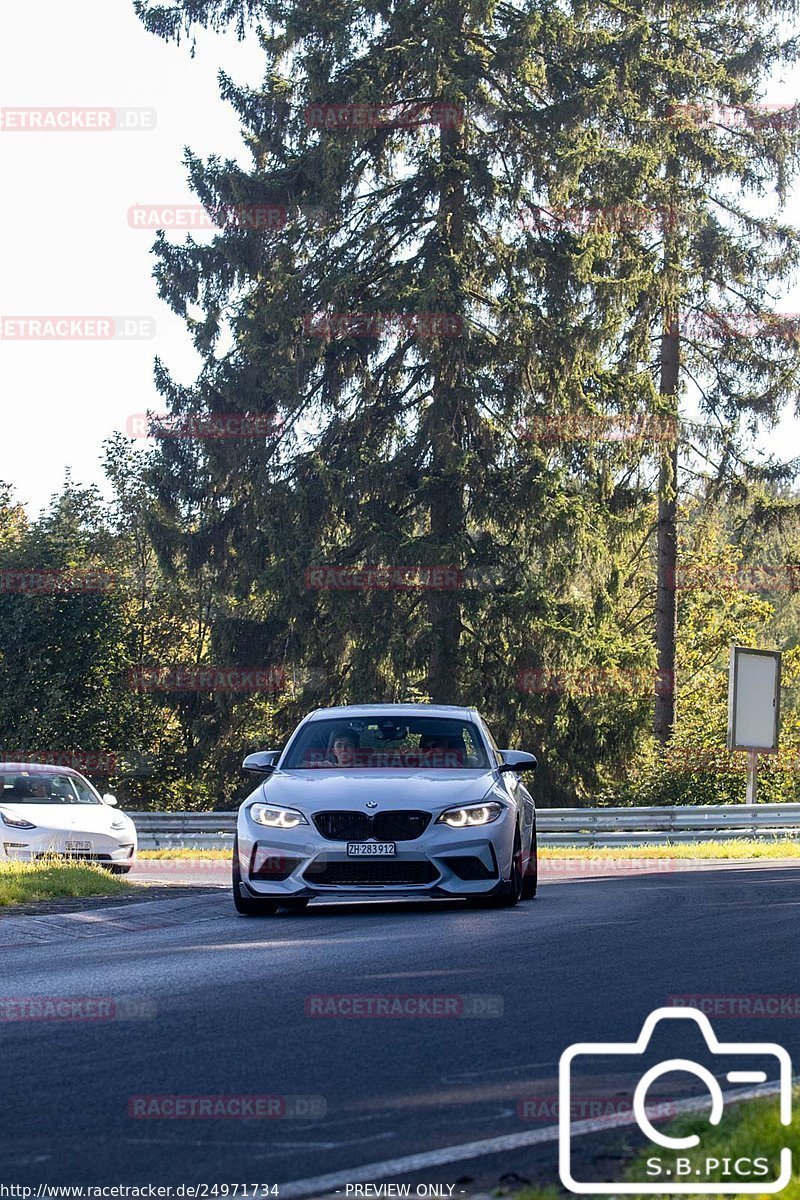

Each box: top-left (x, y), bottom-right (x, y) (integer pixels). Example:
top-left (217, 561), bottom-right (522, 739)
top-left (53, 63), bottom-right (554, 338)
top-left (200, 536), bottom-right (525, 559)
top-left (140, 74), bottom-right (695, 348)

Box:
top-left (546, 0), bottom-right (800, 739)
top-left (133, 0), bottom-right (658, 802)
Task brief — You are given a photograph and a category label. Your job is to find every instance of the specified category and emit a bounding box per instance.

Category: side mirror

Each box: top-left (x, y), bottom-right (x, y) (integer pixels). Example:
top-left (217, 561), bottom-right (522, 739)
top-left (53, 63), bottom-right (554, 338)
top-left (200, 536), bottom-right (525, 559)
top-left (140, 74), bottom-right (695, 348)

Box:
top-left (497, 750), bottom-right (537, 773)
top-left (102, 793), bottom-right (119, 806)
top-left (242, 750), bottom-right (282, 774)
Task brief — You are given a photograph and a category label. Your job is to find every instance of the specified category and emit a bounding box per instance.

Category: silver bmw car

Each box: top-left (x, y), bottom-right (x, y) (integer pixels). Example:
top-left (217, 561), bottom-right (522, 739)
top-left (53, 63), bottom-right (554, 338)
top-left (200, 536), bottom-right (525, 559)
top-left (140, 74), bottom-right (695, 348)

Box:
top-left (232, 703), bottom-right (538, 915)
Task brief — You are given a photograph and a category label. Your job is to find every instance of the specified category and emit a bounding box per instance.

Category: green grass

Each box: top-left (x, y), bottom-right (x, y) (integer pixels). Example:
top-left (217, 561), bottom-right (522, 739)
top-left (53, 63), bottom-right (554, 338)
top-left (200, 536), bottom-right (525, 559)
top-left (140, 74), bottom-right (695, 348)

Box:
top-left (512, 1189), bottom-right (562, 1200)
top-left (517, 1093), bottom-right (798, 1200)
top-left (0, 859), bottom-right (134, 906)
top-left (621, 1092), bottom-right (798, 1199)
top-left (540, 838), bottom-right (800, 860)
top-left (138, 848), bottom-right (231, 859)
top-left (136, 840), bottom-right (800, 863)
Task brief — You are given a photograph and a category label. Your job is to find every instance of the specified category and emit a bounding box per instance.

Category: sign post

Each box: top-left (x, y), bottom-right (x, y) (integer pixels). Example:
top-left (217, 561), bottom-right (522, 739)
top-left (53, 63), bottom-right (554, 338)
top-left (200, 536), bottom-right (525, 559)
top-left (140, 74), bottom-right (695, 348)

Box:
top-left (727, 646), bottom-right (781, 805)
top-left (746, 748), bottom-right (759, 805)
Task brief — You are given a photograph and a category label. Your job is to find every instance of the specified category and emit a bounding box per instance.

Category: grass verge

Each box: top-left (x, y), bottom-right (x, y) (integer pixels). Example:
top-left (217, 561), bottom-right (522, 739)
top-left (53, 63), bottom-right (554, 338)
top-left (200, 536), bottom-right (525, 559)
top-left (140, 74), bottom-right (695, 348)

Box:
top-left (0, 859), bottom-right (134, 906)
top-left (136, 840), bottom-right (800, 862)
top-left (139, 848), bottom-right (230, 859)
top-left (621, 1091), bottom-right (798, 1199)
top-left (540, 838), bottom-right (800, 859)
top-left (517, 1092), bottom-right (798, 1200)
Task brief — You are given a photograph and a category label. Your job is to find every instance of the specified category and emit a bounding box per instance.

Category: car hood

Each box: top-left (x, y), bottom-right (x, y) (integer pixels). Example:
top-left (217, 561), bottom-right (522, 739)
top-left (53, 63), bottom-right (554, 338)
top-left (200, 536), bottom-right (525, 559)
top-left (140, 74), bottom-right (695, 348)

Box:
top-left (250, 769), bottom-right (502, 814)
top-left (0, 803), bottom-right (129, 832)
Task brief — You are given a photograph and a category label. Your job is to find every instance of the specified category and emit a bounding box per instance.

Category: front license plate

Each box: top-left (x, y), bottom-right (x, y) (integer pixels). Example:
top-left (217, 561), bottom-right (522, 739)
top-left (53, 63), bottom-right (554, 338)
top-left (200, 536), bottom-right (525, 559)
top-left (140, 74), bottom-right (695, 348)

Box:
top-left (347, 842), bottom-right (397, 857)
top-left (64, 841), bottom-right (91, 853)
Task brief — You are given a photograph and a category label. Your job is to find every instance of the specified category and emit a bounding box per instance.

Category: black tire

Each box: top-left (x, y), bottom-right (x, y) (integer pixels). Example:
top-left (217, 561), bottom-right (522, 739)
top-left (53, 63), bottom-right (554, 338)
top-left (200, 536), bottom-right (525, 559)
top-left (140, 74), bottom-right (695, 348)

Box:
top-left (232, 836), bottom-right (278, 916)
top-left (279, 898), bottom-right (310, 913)
top-left (481, 828), bottom-right (523, 908)
top-left (109, 864), bottom-right (133, 875)
top-left (521, 826), bottom-right (538, 900)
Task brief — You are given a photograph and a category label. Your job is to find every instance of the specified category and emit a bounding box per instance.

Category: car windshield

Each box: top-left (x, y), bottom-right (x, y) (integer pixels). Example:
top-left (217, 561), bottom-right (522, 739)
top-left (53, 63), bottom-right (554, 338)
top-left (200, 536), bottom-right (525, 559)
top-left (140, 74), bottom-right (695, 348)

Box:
top-left (282, 716), bottom-right (490, 769)
top-left (0, 772), bottom-right (101, 804)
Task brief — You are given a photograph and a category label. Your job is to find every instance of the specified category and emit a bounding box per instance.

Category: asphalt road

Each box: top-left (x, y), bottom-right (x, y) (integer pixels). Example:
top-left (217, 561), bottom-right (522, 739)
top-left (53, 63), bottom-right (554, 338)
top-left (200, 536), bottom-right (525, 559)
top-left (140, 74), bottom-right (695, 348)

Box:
top-left (1, 862), bottom-right (799, 1195)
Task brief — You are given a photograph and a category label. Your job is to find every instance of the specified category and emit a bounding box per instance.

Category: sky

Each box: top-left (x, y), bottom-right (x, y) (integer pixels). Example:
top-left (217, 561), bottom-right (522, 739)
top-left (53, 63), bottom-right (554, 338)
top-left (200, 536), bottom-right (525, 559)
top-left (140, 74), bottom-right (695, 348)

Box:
top-left (2, 0), bottom-right (800, 517)
top-left (0, 0), bottom-right (263, 516)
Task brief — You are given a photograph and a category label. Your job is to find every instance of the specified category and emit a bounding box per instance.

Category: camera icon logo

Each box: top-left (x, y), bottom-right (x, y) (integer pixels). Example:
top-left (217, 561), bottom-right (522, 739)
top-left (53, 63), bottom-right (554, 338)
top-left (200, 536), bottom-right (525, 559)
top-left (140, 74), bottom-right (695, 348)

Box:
top-left (559, 1006), bottom-right (792, 1194)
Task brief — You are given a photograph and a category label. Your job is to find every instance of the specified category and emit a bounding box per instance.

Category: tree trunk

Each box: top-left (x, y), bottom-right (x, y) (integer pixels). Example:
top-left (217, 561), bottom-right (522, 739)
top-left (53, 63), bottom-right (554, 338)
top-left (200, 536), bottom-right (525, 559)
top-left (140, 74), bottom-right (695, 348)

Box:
top-left (654, 313), bottom-right (679, 741)
top-left (426, 101), bottom-right (465, 704)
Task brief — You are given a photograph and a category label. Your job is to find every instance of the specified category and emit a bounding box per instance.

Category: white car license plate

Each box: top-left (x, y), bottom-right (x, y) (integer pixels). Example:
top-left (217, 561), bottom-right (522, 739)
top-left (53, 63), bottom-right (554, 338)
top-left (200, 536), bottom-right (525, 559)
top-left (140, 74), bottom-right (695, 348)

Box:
top-left (65, 841), bottom-right (91, 853)
top-left (347, 842), bottom-right (396, 857)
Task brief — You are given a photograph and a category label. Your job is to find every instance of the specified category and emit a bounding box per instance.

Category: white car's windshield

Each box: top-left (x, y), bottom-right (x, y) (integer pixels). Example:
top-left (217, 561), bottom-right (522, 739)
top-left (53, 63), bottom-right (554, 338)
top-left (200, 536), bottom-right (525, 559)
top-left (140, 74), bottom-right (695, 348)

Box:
top-left (0, 771), bottom-right (101, 804)
top-left (282, 717), bottom-right (490, 769)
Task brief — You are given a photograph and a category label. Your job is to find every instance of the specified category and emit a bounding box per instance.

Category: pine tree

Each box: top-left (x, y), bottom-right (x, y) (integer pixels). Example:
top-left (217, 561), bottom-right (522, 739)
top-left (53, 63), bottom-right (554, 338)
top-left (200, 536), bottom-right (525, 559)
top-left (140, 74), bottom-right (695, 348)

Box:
top-left (546, 0), bottom-right (800, 740)
top-left (133, 0), bottom-right (647, 798)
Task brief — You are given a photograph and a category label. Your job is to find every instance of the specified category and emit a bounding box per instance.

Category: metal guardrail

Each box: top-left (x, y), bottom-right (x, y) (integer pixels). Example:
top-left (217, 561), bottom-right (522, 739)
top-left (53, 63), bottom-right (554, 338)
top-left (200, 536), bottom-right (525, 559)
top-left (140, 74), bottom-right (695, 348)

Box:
top-left (129, 803), bottom-right (800, 850)
top-left (536, 803), bottom-right (800, 847)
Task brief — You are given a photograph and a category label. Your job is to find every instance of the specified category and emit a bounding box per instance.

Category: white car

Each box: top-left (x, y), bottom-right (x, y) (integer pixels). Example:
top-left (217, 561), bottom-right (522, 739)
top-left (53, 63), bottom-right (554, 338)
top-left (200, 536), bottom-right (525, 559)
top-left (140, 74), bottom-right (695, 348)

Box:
top-left (0, 763), bottom-right (137, 872)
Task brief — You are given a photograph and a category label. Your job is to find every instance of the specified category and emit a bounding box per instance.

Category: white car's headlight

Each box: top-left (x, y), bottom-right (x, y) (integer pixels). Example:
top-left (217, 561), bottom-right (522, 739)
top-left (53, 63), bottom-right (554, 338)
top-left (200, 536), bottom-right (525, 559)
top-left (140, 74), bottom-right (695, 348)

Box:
top-left (110, 817), bottom-right (129, 831)
top-left (436, 802), bottom-right (504, 828)
top-left (249, 803), bottom-right (308, 829)
top-left (1, 811), bottom-right (36, 830)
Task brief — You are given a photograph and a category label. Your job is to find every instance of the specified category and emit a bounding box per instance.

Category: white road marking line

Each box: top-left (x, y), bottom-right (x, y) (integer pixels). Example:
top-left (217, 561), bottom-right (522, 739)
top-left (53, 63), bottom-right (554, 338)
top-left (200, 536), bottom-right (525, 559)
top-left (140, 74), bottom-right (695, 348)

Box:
top-left (440, 1061), bottom-right (557, 1084)
top-left (279, 1077), bottom-right (794, 1200)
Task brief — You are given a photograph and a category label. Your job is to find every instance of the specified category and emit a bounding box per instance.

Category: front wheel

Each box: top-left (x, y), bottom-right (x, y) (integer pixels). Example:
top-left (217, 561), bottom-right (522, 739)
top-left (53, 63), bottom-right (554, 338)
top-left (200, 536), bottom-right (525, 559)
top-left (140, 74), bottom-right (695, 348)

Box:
top-left (479, 829), bottom-right (523, 908)
top-left (521, 827), bottom-right (538, 900)
top-left (232, 836), bottom-right (278, 916)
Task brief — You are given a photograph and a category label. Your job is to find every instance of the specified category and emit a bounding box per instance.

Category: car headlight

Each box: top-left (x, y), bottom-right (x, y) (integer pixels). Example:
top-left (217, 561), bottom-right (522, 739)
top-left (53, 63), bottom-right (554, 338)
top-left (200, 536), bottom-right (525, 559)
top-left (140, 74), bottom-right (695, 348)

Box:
top-left (436, 802), bottom-right (504, 828)
top-left (249, 803), bottom-right (308, 829)
top-left (1, 811), bottom-right (36, 830)
top-left (110, 818), bottom-right (129, 831)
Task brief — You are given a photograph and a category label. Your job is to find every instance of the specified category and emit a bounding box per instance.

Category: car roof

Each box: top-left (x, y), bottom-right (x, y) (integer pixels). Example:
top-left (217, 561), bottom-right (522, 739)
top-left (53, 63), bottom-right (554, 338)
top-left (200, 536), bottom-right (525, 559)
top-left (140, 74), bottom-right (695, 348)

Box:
top-left (304, 704), bottom-right (478, 722)
top-left (0, 762), bottom-right (84, 777)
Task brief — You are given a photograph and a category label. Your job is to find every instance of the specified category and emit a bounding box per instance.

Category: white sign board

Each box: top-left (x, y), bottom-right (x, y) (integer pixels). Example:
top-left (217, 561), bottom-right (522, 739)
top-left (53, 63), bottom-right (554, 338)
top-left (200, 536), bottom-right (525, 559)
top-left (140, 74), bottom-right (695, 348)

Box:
top-left (727, 646), bottom-right (781, 752)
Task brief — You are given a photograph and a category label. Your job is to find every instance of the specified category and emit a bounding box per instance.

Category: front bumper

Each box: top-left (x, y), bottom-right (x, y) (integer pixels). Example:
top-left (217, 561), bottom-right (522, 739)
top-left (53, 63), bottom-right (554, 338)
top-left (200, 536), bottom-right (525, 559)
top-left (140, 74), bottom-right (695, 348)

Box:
top-left (0, 830), bottom-right (137, 865)
top-left (237, 809), bottom-right (516, 899)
